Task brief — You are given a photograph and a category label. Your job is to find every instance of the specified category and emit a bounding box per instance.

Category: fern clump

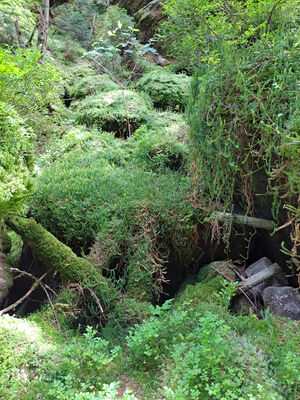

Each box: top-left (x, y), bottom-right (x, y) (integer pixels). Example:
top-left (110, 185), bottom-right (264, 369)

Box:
top-left (74, 90), bottom-right (154, 136)
top-left (136, 69), bottom-right (191, 110)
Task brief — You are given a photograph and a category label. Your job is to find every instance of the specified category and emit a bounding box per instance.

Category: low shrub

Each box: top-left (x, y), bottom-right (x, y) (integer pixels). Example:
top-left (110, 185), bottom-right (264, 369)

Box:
top-left (0, 315), bottom-right (136, 399)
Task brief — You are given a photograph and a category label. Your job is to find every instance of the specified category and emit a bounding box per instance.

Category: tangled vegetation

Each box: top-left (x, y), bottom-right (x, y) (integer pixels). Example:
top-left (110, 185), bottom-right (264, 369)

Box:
top-left (161, 0), bottom-right (299, 276)
top-left (31, 129), bottom-right (194, 301)
top-left (0, 1), bottom-right (299, 399)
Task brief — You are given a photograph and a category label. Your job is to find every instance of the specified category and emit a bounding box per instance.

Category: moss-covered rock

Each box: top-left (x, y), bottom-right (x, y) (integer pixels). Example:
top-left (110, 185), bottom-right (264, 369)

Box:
top-left (69, 62), bottom-right (98, 79)
top-left (68, 74), bottom-right (119, 100)
top-left (153, 111), bottom-right (189, 139)
top-left (74, 89), bottom-right (153, 137)
top-left (197, 261), bottom-right (236, 283)
top-left (136, 69), bottom-right (191, 110)
top-left (130, 124), bottom-right (188, 171)
top-left (176, 261), bottom-right (237, 309)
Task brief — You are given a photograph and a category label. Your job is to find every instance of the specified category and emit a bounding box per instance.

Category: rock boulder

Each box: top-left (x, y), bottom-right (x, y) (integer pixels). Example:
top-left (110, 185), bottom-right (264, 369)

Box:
top-left (263, 286), bottom-right (300, 320)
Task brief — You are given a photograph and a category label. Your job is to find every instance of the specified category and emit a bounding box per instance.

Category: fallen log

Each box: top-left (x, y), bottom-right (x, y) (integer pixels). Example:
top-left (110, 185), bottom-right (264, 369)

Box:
top-left (0, 229), bottom-right (13, 303)
top-left (6, 217), bottom-right (119, 313)
top-left (215, 212), bottom-right (275, 230)
top-left (238, 263), bottom-right (281, 290)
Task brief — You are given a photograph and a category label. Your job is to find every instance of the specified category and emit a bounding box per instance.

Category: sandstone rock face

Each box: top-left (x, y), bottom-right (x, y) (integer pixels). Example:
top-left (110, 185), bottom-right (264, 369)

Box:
top-left (135, 0), bottom-right (167, 42)
top-left (263, 286), bottom-right (300, 320)
top-left (112, 0), bottom-right (167, 42)
top-left (111, 0), bottom-right (151, 15)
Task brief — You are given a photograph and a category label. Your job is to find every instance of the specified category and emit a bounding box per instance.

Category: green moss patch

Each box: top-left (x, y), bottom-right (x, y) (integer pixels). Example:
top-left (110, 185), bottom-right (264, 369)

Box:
top-left (30, 131), bottom-right (195, 300)
top-left (68, 74), bottom-right (119, 100)
top-left (74, 90), bottom-right (154, 137)
top-left (136, 69), bottom-right (191, 110)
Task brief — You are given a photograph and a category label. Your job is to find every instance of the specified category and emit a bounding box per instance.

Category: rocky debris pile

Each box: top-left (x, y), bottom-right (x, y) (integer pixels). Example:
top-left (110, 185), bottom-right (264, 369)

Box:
top-left (239, 257), bottom-right (300, 320)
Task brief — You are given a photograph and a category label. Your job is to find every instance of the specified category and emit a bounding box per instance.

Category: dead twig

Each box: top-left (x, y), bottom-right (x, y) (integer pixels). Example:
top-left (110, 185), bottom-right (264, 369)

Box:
top-left (86, 287), bottom-right (104, 315)
top-left (0, 272), bottom-right (48, 315)
top-left (208, 262), bottom-right (258, 312)
top-left (40, 284), bottom-right (61, 332)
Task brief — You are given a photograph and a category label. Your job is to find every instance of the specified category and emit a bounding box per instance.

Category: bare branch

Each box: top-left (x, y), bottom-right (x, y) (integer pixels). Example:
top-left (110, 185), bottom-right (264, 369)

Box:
top-left (0, 272), bottom-right (48, 315)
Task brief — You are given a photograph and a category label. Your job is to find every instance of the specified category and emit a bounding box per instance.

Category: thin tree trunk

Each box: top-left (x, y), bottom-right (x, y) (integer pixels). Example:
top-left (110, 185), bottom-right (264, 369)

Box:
top-left (37, 0), bottom-right (50, 60)
top-left (14, 18), bottom-right (25, 48)
top-left (215, 212), bottom-right (275, 230)
top-left (26, 22), bottom-right (38, 47)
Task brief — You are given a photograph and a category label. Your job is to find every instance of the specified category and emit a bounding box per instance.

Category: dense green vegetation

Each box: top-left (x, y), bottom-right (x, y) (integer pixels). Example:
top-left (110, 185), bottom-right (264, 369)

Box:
top-left (0, 0), bottom-right (299, 399)
top-left (1, 272), bottom-right (299, 399)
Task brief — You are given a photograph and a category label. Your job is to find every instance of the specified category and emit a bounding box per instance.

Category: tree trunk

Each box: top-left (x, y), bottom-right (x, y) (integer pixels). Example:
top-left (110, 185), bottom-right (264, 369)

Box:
top-left (37, 0), bottom-right (50, 59)
top-left (6, 217), bottom-right (119, 313)
top-left (215, 212), bottom-right (275, 230)
top-left (14, 18), bottom-right (25, 48)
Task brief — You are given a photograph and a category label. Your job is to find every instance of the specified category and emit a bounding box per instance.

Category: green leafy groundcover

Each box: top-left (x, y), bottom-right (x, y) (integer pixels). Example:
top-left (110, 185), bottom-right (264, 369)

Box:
top-left (1, 275), bottom-right (299, 400)
top-left (0, 102), bottom-right (34, 217)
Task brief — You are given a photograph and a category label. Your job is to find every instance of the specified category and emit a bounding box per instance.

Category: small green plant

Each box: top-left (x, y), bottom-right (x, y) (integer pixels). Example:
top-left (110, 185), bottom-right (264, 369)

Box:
top-left (214, 279), bottom-right (238, 308)
top-left (126, 300), bottom-right (173, 370)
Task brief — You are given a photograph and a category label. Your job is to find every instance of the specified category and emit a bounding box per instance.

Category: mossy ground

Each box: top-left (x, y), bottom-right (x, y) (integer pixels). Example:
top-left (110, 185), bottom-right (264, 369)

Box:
top-left (136, 69), bottom-right (191, 110)
top-left (1, 268), bottom-right (299, 399)
top-left (1, 1), bottom-right (299, 399)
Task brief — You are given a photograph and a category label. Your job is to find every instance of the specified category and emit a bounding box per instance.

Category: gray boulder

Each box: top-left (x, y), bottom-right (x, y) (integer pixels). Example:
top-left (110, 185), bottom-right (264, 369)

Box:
top-left (245, 257), bottom-right (288, 298)
top-left (263, 286), bottom-right (300, 320)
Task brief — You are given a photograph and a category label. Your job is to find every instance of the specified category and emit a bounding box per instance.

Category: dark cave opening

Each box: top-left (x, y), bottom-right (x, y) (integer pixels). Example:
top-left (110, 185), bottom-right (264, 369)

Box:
top-left (2, 222), bottom-right (296, 321)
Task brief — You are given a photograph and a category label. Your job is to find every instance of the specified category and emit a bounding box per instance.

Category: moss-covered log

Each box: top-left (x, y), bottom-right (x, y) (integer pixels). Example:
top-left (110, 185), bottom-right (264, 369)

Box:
top-left (0, 228), bottom-right (13, 303)
top-left (6, 217), bottom-right (119, 312)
